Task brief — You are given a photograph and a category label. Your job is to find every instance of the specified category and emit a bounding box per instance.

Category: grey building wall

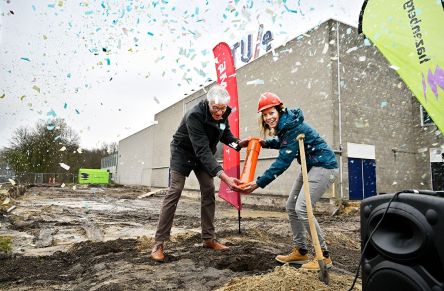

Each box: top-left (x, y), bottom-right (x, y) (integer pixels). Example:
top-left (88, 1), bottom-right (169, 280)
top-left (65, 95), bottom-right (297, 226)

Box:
top-left (234, 20), bottom-right (336, 197)
top-left (116, 125), bottom-right (155, 186)
top-left (329, 20), bottom-right (443, 194)
top-left (150, 100), bottom-right (186, 188)
top-left (117, 19), bottom-right (443, 199)
top-left (145, 20), bottom-right (338, 197)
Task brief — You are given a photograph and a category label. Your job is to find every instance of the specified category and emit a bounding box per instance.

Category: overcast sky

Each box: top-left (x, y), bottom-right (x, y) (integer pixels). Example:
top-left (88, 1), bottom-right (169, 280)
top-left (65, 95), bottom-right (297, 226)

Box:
top-left (0, 0), bottom-right (364, 150)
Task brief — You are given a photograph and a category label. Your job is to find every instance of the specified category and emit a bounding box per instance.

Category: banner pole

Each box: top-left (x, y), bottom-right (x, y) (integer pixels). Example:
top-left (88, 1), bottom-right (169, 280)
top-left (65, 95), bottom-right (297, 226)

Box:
top-left (238, 209), bottom-right (241, 234)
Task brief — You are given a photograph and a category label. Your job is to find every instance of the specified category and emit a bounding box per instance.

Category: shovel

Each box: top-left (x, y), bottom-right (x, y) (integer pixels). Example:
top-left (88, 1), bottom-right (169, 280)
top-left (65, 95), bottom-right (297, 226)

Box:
top-left (296, 134), bottom-right (329, 285)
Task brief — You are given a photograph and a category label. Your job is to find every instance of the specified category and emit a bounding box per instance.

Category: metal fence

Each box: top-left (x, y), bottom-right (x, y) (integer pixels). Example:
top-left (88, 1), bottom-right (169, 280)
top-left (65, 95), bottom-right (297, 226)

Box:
top-left (0, 175), bottom-right (13, 183)
top-left (14, 173), bottom-right (78, 185)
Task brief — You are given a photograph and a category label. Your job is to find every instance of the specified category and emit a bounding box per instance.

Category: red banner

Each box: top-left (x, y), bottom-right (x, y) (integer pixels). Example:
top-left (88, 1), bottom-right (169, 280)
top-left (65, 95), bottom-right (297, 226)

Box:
top-left (213, 42), bottom-right (242, 210)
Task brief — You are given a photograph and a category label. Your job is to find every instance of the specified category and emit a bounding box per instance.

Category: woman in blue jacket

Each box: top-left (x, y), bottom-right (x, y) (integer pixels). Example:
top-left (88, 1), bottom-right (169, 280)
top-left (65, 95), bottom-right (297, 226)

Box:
top-left (242, 92), bottom-right (339, 271)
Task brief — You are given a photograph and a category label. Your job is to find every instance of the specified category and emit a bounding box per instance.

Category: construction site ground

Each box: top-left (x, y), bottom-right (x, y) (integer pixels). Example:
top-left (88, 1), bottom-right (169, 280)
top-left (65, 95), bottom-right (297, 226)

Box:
top-left (0, 185), bottom-right (362, 290)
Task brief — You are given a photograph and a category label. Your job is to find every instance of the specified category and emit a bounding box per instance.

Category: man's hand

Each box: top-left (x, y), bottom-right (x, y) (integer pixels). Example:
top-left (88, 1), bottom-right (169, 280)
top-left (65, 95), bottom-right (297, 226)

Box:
top-left (238, 137), bottom-right (250, 148)
top-left (240, 181), bottom-right (258, 194)
top-left (219, 172), bottom-right (244, 192)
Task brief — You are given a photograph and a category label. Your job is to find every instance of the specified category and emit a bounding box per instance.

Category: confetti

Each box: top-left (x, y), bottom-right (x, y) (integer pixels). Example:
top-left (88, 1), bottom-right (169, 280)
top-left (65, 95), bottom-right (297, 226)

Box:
top-left (246, 79), bottom-right (264, 85)
top-left (20, 57), bottom-right (31, 62)
top-left (354, 120), bottom-right (365, 128)
top-left (59, 163), bottom-right (70, 170)
top-left (417, 148), bottom-right (428, 153)
top-left (322, 43), bottom-right (329, 54)
top-left (2, 197), bottom-right (10, 205)
top-left (59, 146), bottom-right (66, 151)
top-left (346, 47), bottom-right (358, 54)
top-left (193, 67), bottom-right (206, 77)
top-left (47, 109), bottom-right (57, 118)
top-left (283, 4), bottom-right (298, 14)
top-left (32, 85), bottom-right (41, 93)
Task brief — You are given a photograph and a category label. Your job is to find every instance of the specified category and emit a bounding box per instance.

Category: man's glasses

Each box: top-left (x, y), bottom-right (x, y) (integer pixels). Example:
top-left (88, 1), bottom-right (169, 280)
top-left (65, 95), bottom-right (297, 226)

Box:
top-left (210, 105), bottom-right (227, 113)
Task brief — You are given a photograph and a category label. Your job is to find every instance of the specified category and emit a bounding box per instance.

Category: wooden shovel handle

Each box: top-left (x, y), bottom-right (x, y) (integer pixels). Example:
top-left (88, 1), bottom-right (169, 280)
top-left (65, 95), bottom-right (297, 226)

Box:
top-left (296, 134), bottom-right (324, 261)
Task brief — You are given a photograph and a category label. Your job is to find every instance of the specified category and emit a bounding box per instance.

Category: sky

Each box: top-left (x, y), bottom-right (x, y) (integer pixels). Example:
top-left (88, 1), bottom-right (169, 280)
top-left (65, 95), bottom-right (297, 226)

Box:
top-left (0, 0), bottom-right (364, 150)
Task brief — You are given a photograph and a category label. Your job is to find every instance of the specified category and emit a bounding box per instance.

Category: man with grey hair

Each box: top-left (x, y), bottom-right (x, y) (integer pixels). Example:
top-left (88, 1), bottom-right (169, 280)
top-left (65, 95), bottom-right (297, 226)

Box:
top-left (151, 84), bottom-right (248, 261)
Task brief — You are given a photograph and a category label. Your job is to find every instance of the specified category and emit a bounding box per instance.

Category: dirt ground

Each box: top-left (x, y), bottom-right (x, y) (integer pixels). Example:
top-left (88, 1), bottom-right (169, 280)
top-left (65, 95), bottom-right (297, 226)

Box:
top-left (0, 185), bottom-right (362, 290)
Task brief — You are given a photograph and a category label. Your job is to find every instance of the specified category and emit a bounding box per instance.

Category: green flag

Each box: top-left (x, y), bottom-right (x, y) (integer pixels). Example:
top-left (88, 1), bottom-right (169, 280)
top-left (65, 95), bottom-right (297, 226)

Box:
top-left (359, 0), bottom-right (444, 133)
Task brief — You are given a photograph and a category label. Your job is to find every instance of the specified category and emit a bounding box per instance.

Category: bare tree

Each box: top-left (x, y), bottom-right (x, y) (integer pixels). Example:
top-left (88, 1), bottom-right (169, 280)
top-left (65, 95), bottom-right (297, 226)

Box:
top-left (4, 119), bottom-right (81, 174)
top-left (4, 119), bottom-right (118, 175)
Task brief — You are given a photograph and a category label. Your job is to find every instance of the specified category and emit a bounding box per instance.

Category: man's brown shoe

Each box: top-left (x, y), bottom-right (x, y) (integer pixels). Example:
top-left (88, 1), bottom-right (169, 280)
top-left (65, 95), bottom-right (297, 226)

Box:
top-left (203, 239), bottom-right (229, 251)
top-left (151, 243), bottom-right (165, 261)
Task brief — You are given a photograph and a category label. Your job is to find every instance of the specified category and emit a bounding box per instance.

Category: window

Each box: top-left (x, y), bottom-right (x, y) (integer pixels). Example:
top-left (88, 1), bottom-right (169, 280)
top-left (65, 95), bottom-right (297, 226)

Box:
top-left (430, 148), bottom-right (444, 191)
top-left (420, 105), bottom-right (433, 126)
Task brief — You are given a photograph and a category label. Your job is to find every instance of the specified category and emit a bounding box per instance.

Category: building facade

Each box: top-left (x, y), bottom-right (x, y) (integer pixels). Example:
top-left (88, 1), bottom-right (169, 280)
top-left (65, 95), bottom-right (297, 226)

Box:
top-left (116, 19), bottom-right (444, 201)
top-left (100, 153), bottom-right (118, 182)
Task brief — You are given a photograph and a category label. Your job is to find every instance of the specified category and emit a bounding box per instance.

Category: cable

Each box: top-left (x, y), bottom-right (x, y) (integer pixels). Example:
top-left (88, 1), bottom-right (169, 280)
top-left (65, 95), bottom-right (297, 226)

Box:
top-left (348, 191), bottom-right (404, 291)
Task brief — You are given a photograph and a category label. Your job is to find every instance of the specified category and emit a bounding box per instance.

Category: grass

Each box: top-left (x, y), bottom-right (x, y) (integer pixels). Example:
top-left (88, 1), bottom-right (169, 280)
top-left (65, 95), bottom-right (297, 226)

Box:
top-left (0, 236), bottom-right (12, 252)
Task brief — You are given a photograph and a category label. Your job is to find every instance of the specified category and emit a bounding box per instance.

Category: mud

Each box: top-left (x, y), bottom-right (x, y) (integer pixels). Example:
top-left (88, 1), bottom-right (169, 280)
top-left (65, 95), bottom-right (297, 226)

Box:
top-left (0, 185), bottom-right (361, 290)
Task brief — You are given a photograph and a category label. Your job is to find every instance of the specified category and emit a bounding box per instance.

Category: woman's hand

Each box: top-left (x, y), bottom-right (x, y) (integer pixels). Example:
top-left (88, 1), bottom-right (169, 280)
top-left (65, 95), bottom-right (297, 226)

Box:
top-left (238, 136), bottom-right (264, 148)
top-left (241, 181), bottom-right (258, 194)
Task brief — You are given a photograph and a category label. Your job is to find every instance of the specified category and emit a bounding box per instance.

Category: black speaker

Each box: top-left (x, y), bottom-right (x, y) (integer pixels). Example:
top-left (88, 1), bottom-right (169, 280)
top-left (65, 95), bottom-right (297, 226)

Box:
top-left (361, 193), bottom-right (444, 291)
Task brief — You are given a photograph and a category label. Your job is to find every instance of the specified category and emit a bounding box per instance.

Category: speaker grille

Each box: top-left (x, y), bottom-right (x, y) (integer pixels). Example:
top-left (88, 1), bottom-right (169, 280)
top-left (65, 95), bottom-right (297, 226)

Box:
top-left (367, 202), bottom-right (430, 261)
top-left (365, 261), bottom-right (430, 291)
